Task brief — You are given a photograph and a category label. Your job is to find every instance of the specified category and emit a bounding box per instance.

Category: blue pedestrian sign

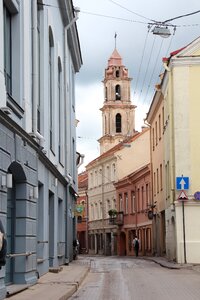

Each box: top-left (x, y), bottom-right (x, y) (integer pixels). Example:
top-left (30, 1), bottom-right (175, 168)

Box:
top-left (176, 176), bottom-right (189, 190)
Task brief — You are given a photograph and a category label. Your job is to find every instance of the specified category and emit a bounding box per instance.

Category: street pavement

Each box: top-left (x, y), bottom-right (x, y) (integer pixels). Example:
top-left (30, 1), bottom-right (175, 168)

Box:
top-left (8, 260), bottom-right (90, 300)
top-left (7, 255), bottom-right (200, 300)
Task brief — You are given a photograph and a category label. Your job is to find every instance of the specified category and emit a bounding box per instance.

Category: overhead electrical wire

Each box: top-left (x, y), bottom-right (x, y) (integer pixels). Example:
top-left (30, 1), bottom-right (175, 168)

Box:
top-left (163, 9), bottom-right (200, 24)
top-left (142, 39), bottom-right (164, 105)
top-left (107, 0), bottom-right (156, 22)
top-left (80, 10), bottom-right (148, 25)
top-left (79, 11), bottom-right (200, 28)
top-left (138, 35), bottom-right (156, 102)
top-left (133, 29), bottom-right (150, 102)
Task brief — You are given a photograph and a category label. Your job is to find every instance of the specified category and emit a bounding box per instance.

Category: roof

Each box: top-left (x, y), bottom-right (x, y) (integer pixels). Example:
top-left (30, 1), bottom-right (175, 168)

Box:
top-left (108, 48), bottom-right (123, 66)
top-left (78, 171), bottom-right (88, 189)
top-left (86, 128), bottom-right (149, 169)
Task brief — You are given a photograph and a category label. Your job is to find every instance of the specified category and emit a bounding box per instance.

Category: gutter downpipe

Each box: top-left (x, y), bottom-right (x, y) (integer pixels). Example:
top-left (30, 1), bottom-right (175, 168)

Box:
top-left (144, 119), bottom-right (155, 255)
top-left (63, 9), bottom-right (79, 263)
top-left (31, 1), bottom-right (45, 146)
top-left (163, 60), bottom-right (177, 260)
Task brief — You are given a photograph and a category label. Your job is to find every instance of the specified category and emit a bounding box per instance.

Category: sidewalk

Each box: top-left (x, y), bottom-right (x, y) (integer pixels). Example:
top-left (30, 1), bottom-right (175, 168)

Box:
top-left (8, 260), bottom-right (90, 300)
top-left (145, 256), bottom-right (200, 272)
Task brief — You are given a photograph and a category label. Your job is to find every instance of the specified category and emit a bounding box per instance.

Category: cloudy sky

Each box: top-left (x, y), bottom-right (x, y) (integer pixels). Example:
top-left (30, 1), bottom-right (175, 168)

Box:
top-left (73, 0), bottom-right (200, 172)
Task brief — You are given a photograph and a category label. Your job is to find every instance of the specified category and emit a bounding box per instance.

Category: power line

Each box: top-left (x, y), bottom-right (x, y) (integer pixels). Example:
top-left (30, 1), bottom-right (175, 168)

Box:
top-left (81, 10), bottom-right (148, 25)
top-left (108, 0), bottom-right (155, 22)
top-left (143, 39), bottom-right (164, 105)
top-left (133, 28), bottom-right (150, 102)
top-left (163, 9), bottom-right (200, 24)
top-left (138, 35), bottom-right (156, 103)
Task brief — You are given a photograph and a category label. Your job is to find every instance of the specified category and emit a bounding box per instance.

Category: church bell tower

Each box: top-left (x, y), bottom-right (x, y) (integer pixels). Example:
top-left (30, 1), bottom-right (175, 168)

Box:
top-left (98, 46), bottom-right (136, 154)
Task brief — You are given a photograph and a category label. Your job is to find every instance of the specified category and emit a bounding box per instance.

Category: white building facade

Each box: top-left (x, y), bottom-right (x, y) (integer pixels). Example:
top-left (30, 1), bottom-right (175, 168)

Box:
top-left (0, 0), bottom-right (82, 297)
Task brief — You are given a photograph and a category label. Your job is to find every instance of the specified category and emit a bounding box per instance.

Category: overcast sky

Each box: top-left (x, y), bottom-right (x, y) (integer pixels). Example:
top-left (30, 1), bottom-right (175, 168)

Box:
top-left (73, 0), bottom-right (200, 172)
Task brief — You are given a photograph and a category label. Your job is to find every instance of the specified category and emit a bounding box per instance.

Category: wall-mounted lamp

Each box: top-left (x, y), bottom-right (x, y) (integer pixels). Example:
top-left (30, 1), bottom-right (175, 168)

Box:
top-left (1, 174), bottom-right (13, 188)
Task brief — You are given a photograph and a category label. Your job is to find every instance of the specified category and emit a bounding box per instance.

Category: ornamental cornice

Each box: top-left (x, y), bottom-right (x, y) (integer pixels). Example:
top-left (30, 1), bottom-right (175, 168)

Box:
top-left (171, 56), bottom-right (200, 67)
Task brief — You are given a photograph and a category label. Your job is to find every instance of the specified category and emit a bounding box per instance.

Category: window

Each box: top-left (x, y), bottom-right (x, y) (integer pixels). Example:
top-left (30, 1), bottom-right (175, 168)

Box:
top-left (111, 163), bottom-right (116, 181)
top-left (160, 164), bottom-right (163, 191)
top-left (98, 169), bottom-right (102, 185)
top-left (94, 170), bottom-right (98, 186)
top-left (119, 194), bottom-right (123, 211)
top-left (105, 87), bottom-right (107, 101)
top-left (116, 113), bottom-right (122, 133)
top-left (58, 58), bottom-right (63, 163)
top-left (116, 70), bottom-right (119, 77)
top-left (95, 203), bottom-right (98, 219)
top-left (37, 4), bottom-right (41, 132)
top-left (159, 114), bottom-right (161, 140)
top-left (104, 116), bottom-right (107, 134)
top-left (141, 186), bottom-right (144, 210)
top-left (115, 85), bottom-right (121, 100)
top-left (146, 183), bottom-right (149, 207)
top-left (3, 1), bottom-right (21, 109)
top-left (3, 5), bottom-right (12, 94)
top-left (162, 107), bottom-right (164, 133)
top-left (106, 165), bottom-right (110, 182)
top-left (154, 172), bottom-right (156, 196)
top-left (90, 172), bottom-right (93, 188)
top-left (131, 191), bottom-right (135, 213)
top-left (125, 193), bottom-right (128, 214)
top-left (152, 128), bottom-right (155, 150)
top-left (137, 188), bottom-right (140, 212)
top-left (113, 198), bottom-right (116, 210)
top-left (49, 27), bottom-right (54, 151)
top-left (99, 202), bottom-right (102, 219)
top-left (155, 121), bottom-right (158, 145)
top-left (107, 200), bottom-right (111, 216)
top-left (157, 168), bottom-right (159, 193)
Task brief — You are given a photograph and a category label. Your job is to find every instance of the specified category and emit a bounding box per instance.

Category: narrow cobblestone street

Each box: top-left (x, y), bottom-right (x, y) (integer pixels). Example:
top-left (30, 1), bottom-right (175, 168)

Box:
top-left (70, 256), bottom-right (200, 300)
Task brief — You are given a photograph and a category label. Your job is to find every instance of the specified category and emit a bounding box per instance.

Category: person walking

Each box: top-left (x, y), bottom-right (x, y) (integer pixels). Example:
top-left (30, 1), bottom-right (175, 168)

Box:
top-left (0, 219), bottom-right (7, 269)
top-left (133, 236), bottom-right (139, 257)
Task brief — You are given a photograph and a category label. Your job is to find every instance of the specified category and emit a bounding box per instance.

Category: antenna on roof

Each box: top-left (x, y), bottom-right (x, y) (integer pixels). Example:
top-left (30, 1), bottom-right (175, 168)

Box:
top-left (114, 32), bottom-right (117, 49)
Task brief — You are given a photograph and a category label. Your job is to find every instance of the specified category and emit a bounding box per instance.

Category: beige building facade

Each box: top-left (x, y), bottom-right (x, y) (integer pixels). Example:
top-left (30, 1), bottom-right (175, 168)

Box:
top-left (146, 86), bottom-right (166, 256)
top-left (148, 36), bottom-right (200, 263)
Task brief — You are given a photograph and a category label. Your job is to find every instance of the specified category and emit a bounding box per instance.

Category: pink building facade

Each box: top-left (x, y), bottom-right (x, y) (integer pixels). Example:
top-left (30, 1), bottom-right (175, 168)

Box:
top-left (115, 164), bottom-right (153, 256)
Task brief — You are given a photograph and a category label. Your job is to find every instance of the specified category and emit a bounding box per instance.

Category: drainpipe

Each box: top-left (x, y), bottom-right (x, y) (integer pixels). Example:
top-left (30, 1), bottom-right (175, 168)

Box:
top-left (163, 61), bottom-right (175, 207)
top-left (31, 1), bottom-right (45, 146)
top-left (144, 119), bottom-right (155, 254)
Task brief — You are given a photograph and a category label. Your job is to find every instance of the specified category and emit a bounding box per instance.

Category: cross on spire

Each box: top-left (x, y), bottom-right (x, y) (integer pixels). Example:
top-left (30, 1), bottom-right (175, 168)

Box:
top-left (114, 32), bottom-right (117, 49)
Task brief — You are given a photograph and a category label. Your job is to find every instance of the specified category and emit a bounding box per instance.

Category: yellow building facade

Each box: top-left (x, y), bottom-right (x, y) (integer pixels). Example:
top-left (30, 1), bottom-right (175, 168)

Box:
top-left (155, 36), bottom-right (200, 263)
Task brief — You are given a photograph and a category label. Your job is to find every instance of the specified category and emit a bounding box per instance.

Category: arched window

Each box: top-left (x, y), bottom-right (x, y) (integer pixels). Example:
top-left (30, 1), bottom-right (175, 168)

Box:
top-left (115, 85), bottom-right (121, 100)
top-left (116, 113), bottom-right (122, 133)
top-left (116, 70), bottom-right (119, 77)
top-left (105, 87), bottom-right (107, 101)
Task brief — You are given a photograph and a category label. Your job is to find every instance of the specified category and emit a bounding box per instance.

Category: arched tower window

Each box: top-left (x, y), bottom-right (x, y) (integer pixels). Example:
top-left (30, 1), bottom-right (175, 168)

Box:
top-left (116, 70), bottom-right (119, 77)
top-left (116, 113), bottom-right (122, 133)
top-left (105, 87), bottom-right (107, 101)
top-left (115, 85), bottom-right (121, 100)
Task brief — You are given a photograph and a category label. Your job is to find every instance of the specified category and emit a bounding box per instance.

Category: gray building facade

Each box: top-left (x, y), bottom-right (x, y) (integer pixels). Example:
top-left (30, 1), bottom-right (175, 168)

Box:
top-left (0, 0), bottom-right (82, 298)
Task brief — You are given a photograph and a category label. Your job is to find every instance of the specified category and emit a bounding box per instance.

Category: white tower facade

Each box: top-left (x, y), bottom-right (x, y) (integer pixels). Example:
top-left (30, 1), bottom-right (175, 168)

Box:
top-left (98, 48), bottom-right (136, 154)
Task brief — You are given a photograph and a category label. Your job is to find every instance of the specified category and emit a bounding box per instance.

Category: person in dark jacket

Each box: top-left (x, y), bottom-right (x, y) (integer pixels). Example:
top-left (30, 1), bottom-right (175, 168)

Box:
top-left (0, 219), bottom-right (7, 268)
top-left (133, 236), bottom-right (139, 257)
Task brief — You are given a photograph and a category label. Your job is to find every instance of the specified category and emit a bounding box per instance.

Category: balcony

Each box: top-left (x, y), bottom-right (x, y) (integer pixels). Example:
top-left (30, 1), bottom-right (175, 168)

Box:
top-left (109, 211), bottom-right (124, 226)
